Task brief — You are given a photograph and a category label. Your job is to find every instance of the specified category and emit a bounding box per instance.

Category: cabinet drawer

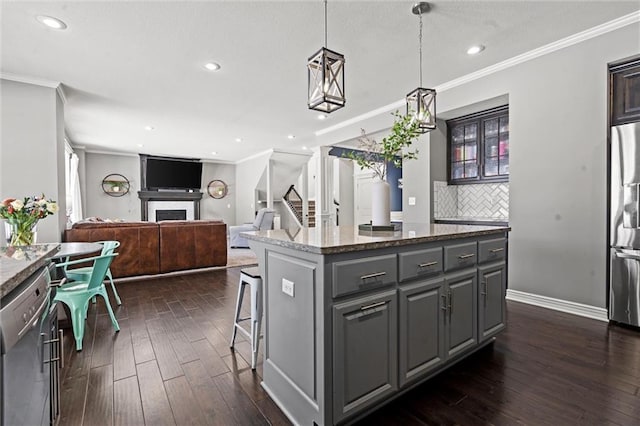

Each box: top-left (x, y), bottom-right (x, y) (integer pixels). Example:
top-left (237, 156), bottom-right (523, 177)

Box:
top-left (398, 247), bottom-right (443, 282)
top-left (332, 254), bottom-right (397, 298)
top-left (444, 242), bottom-right (477, 272)
top-left (478, 238), bottom-right (506, 264)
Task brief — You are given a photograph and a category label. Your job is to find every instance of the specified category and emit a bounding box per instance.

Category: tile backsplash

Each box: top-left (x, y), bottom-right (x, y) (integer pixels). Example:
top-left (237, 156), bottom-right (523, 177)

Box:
top-left (434, 181), bottom-right (509, 219)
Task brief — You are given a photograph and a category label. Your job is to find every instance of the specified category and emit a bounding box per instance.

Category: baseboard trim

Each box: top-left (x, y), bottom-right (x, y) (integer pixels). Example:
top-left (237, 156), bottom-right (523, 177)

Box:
top-left (506, 289), bottom-right (608, 322)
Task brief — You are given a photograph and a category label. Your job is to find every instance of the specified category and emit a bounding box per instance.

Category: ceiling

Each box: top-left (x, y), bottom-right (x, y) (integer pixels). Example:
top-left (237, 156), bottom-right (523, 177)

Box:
top-left (2, 1), bottom-right (638, 163)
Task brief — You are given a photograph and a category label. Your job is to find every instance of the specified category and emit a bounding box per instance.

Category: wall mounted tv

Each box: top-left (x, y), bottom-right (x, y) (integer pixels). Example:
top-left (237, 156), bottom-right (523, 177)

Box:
top-left (141, 155), bottom-right (203, 191)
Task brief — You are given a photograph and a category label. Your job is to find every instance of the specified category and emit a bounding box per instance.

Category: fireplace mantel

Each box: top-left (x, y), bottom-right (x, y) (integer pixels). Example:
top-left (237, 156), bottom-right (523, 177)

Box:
top-left (138, 190), bottom-right (203, 221)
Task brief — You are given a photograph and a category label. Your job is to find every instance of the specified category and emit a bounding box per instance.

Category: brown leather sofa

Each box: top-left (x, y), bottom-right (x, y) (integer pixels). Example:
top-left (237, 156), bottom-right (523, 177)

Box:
top-left (64, 220), bottom-right (227, 278)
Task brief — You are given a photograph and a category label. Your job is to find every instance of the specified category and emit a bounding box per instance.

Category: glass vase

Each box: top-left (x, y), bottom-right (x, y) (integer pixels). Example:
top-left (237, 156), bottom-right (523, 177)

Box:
top-left (5, 221), bottom-right (38, 246)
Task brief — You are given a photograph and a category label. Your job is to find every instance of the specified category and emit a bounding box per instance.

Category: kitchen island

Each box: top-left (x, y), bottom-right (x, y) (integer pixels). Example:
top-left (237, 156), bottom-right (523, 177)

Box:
top-left (0, 243), bottom-right (60, 297)
top-left (244, 223), bottom-right (510, 425)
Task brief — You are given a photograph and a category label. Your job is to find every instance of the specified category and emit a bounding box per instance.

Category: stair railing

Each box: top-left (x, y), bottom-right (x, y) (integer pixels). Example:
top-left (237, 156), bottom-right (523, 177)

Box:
top-left (283, 185), bottom-right (304, 227)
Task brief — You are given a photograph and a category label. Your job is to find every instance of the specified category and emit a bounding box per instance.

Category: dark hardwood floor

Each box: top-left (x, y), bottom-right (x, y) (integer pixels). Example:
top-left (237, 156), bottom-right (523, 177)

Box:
top-left (58, 268), bottom-right (640, 425)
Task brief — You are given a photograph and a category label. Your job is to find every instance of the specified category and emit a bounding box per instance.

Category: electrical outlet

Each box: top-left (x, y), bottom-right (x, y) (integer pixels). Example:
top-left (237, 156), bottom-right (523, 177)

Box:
top-left (282, 278), bottom-right (294, 297)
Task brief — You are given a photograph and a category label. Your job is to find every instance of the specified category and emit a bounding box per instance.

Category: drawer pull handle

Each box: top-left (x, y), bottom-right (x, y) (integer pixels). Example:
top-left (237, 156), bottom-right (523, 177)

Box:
top-left (489, 248), bottom-right (504, 253)
top-left (419, 261), bottom-right (438, 268)
top-left (360, 301), bottom-right (386, 311)
top-left (360, 271), bottom-right (386, 280)
top-left (441, 294), bottom-right (448, 311)
top-left (458, 253), bottom-right (475, 260)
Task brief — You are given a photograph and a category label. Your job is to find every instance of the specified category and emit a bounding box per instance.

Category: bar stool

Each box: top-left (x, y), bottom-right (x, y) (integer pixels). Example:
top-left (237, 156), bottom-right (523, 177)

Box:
top-left (230, 267), bottom-right (263, 369)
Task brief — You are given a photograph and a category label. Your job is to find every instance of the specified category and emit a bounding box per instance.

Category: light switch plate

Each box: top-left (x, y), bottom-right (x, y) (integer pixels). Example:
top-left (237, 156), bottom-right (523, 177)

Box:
top-left (282, 278), bottom-right (294, 297)
top-left (408, 197), bottom-right (416, 206)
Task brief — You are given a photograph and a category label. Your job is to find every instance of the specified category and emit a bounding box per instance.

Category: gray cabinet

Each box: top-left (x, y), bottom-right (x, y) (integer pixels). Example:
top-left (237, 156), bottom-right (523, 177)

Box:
top-left (445, 269), bottom-right (478, 358)
top-left (333, 289), bottom-right (398, 422)
top-left (478, 262), bottom-right (507, 341)
top-left (398, 278), bottom-right (446, 387)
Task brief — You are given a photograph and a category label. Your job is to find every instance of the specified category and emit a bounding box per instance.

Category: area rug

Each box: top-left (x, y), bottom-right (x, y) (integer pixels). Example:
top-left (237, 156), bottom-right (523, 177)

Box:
top-left (226, 246), bottom-right (258, 268)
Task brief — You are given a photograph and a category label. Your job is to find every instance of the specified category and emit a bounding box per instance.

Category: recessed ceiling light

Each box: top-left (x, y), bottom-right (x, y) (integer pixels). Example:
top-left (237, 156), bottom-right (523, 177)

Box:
top-left (302, 146), bottom-right (308, 150)
top-left (36, 15), bottom-right (67, 30)
top-left (144, 125), bottom-right (155, 131)
top-left (211, 151), bottom-right (218, 155)
top-left (317, 114), bottom-right (327, 120)
top-left (467, 45), bottom-right (485, 55)
top-left (204, 62), bottom-right (221, 71)
top-left (287, 134), bottom-right (295, 139)
top-left (137, 144), bottom-right (144, 148)
top-left (235, 138), bottom-right (242, 143)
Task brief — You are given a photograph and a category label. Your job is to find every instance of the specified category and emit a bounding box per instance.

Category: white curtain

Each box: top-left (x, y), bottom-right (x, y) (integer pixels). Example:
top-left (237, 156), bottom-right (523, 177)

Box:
top-left (70, 153), bottom-right (83, 222)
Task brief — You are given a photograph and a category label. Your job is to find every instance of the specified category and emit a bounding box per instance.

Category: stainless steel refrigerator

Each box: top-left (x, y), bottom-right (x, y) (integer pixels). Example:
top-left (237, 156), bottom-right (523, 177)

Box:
top-left (610, 122), bottom-right (640, 327)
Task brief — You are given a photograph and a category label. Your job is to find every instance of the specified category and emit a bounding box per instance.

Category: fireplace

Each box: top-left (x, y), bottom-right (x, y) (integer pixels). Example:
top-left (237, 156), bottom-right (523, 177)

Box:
top-left (155, 209), bottom-right (187, 221)
top-left (138, 190), bottom-right (202, 221)
top-left (147, 200), bottom-right (195, 222)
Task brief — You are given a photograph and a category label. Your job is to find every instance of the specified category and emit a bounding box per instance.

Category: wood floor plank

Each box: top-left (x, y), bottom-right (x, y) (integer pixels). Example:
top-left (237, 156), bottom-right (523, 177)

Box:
top-left (83, 365), bottom-right (113, 426)
top-left (181, 360), bottom-right (238, 426)
top-left (164, 375), bottom-right (208, 425)
top-left (59, 371), bottom-right (88, 425)
top-left (136, 360), bottom-right (176, 426)
top-left (91, 313), bottom-right (117, 368)
top-left (213, 372), bottom-right (268, 426)
top-left (113, 319), bottom-right (137, 381)
top-left (113, 376), bottom-right (145, 426)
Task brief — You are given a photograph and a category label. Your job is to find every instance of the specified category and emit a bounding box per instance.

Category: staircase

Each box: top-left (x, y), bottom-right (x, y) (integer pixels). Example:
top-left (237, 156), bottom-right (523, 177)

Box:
top-left (283, 185), bottom-right (316, 228)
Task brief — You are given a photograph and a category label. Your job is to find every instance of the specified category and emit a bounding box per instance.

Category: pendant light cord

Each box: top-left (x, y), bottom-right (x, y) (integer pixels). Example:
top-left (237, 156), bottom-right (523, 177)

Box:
top-left (324, 0), bottom-right (328, 48)
top-left (419, 12), bottom-right (423, 87)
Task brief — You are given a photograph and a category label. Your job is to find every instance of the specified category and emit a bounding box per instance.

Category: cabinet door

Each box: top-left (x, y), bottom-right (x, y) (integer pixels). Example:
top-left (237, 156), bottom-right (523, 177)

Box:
top-left (444, 269), bottom-right (478, 358)
top-left (398, 278), bottom-right (446, 387)
top-left (478, 262), bottom-right (507, 341)
top-left (611, 60), bottom-right (640, 126)
top-left (333, 289), bottom-right (397, 422)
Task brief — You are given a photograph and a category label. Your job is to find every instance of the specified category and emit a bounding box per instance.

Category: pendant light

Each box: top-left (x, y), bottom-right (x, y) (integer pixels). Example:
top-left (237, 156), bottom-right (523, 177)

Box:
top-left (307, 0), bottom-right (345, 113)
top-left (406, 2), bottom-right (436, 132)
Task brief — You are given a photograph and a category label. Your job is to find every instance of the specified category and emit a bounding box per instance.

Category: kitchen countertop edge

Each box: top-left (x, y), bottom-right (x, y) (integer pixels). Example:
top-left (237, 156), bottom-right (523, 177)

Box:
top-left (0, 243), bottom-right (60, 298)
top-left (243, 225), bottom-right (510, 255)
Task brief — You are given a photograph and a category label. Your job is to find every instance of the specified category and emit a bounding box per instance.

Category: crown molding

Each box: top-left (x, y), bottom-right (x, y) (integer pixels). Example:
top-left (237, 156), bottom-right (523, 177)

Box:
top-left (84, 148), bottom-right (139, 158)
top-left (0, 72), bottom-right (60, 89)
top-left (234, 149), bottom-right (274, 165)
top-left (316, 10), bottom-right (640, 137)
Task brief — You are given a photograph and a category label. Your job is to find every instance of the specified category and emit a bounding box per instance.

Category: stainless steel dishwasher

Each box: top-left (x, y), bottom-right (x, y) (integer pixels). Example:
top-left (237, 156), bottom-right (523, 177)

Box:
top-left (1, 265), bottom-right (62, 426)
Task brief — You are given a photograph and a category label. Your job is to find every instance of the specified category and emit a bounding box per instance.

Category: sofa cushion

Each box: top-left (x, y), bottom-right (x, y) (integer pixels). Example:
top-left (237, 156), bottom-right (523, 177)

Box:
top-left (158, 220), bottom-right (227, 273)
top-left (65, 222), bottom-right (160, 277)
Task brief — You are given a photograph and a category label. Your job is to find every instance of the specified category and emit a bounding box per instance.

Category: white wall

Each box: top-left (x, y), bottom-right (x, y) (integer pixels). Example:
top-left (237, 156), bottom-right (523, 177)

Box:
top-left (235, 151), bottom-right (271, 224)
top-left (435, 23), bottom-right (639, 309)
top-left (201, 162), bottom-right (235, 224)
top-left (318, 23), bottom-right (640, 309)
top-left (1, 79), bottom-right (66, 242)
top-left (83, 152), bottom-right (141, 221)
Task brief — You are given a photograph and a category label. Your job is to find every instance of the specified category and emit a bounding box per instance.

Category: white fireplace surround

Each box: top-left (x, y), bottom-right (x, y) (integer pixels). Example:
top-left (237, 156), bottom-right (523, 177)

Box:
top-left (148, 201), bottom-right (195, 222)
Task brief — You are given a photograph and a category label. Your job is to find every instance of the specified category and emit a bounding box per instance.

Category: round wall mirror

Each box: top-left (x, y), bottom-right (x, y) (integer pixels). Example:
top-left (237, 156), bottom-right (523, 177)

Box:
top-left (102, 173), bottom-right (130, 197)
top-left (207, 179), bottom-right (228, 199)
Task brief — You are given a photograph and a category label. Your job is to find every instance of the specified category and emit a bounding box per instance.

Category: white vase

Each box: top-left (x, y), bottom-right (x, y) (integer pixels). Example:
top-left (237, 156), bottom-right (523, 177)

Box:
top-left (371, 179), bottom-right (391, 226)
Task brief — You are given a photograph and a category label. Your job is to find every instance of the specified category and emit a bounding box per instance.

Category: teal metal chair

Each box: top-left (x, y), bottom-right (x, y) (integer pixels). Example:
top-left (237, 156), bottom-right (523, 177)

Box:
top-left (54, 253), bottom-right (120, 351)
top-left (65, 241), bottom-right (121, 305)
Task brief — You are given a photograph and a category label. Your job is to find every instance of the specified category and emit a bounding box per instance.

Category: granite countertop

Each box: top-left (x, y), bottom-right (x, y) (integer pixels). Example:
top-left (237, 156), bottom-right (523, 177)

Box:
top-left (0, 243), bottom-right (60, 298)
top-left (243, 223), bottom-right (510, 254)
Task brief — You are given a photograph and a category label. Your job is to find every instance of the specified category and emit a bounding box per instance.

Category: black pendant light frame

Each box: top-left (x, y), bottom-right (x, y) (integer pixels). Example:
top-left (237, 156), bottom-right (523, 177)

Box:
top-left (406, 2), bottom-right (436, 133)
top-left (308, 0), bottom-right (346, 113)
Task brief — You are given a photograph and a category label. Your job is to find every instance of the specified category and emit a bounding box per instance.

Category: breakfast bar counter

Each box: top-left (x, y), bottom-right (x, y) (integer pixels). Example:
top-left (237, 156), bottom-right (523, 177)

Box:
top-left (244, 223), bottom-right (510, 425)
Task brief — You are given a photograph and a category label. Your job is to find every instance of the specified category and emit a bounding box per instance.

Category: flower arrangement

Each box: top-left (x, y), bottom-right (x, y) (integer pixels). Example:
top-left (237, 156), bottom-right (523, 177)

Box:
top-left (1, 194), bottom-right (58, 246)
top-left (346, 110), bottom-right (421, 180)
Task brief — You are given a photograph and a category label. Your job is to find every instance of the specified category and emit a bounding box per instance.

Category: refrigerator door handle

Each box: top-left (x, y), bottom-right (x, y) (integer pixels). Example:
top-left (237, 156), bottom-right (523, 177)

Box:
top-left (614, 251), bottom-right (640, 261)
top-left (623, 184), bottom-right (639, 229)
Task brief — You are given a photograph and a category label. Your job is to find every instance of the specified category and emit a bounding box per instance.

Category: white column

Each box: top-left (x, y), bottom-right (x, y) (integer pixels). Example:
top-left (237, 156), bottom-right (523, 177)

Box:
top-left (315, 146), bottom-right (335, 227)
top-left (301, 162), bottom-right (309, 227)
top-left (266, 159), bottom-right (274, 209)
